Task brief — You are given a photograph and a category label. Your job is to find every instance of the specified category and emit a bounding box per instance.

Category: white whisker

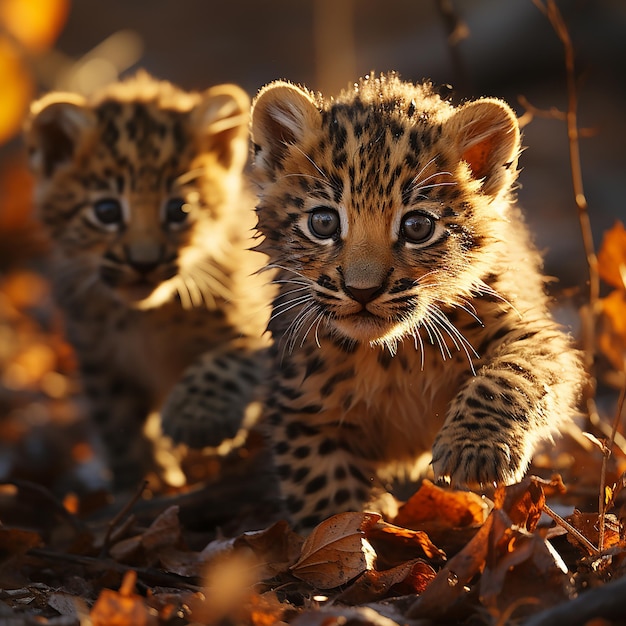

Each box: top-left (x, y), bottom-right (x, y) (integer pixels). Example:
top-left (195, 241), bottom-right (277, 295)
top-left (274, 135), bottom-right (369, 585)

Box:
top-left (292, 144), bottom-right (330, 182)
top-left (429, 305), bottom-right (478, 374)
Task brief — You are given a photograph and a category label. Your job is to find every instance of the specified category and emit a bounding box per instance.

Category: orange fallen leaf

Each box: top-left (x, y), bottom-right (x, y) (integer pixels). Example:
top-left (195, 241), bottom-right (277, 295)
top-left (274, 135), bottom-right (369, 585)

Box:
top-left (366, 519), bottom-right (445, 566)
top-left (408, 509), bottom-right (496, 619)
top-left (597, 220), bottom-right (626, 290)
top-left (0, 0), bottom-right (70, 52)
top-left (499, 477), bottom-right (549, 532)
top-left (290, 511), bottom-right (380, 589)
top-left (395, 479), bottom-right (489, 530)
top-left (336, 558), bottom-right (437, 604)
top-left (566, 511), bottom-right (621, 550)
top-left (235, 519), bottom-right (304, 578)
top-left (598, 289), bottom-right (626, 372)
top-left (0, 36), bottom-right (33, 144)
top-left (90, 570), bottom-right (156, 626)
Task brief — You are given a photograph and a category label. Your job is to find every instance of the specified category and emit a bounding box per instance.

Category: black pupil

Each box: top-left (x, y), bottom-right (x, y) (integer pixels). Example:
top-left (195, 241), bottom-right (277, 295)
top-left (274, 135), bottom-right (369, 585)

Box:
top-left (166, 198), bottom-right (188, 223)
top-left (309, 209), bottom-right (339, 238)
top-left (94, 198), bottom-right (122, 225)
top-left (402, 213), bottom-right (434, 243)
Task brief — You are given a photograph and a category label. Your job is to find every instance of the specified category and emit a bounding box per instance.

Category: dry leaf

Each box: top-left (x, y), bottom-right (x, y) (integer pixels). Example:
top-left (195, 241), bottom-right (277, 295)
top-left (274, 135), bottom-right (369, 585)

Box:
top-left (0, 37), bottom-right (33, 143)
top-left (500, 477), bottom-right (546, 532)
top-left (90, 570), bottom-right (156, 626)
top-left (0, 0), bottom-right (69, 52)
top-left (598, 221), bottom-right (626, 290)
top-left (0, 526), bottom-right (41, 556)
top-left (366, 520), bottom-right (445, 567)
top-left (408, 510), bottom-right (496, 619)
top-left (290, 512), bottom-right (380, 589)
top-left (336, 558), bottom-right (437, 604)
top-left (395, 479), bottom-right (489, 529)
top-left (235, 519), bottom-right (304, 578)
top-left (479, 522), bottom-right (572, 618)
top-left (598, 289), bottom-right (626, 372)
top-left (566, 511), bottom-right (621, 550)
top-left (141, 505), bottom-right (182, 551)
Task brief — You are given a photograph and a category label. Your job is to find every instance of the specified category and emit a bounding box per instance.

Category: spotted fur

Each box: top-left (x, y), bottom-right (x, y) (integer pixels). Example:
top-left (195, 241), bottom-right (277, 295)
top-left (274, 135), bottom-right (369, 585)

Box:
top-left (250, 73), bottom-right (584, 529)
top-left (25, 73), bottom-right (272, 489)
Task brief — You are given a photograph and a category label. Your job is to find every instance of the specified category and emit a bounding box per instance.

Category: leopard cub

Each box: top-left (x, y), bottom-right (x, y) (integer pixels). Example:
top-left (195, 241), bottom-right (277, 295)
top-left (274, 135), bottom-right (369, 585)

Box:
top-left (25, 73), bottom-right (272, 490)
top-left (251, 73), bottom-right (584, 529)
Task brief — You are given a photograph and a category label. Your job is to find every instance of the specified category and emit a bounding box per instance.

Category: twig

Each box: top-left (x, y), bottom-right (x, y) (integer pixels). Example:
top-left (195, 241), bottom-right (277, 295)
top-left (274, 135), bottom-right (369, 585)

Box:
top-left (434, 0), bottom-right (470, 93)
top-left (27, 547), bottom-right (203, 591)
top-left (599, 381), bottom-right (626, 550)
top-left (541, 502), bottom-right (599, 556)
top-left (100, 480), bottom-right (148, 557)
top-left (533, 0), bottom-right (601, 426)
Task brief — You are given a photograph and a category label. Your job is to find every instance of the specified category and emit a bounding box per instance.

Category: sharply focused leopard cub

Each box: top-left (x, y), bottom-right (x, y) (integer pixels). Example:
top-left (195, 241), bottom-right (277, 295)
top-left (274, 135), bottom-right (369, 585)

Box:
top-left (251, 73), bottom-right (584, 528)
top-left (25, 73), bottom-right (272, 490)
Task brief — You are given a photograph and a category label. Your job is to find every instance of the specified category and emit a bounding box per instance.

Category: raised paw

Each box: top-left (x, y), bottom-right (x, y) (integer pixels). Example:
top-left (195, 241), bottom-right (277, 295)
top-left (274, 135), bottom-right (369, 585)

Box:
top-left (161, 345), bottom-right (267, 448)
top-left (431, 423), bottom-right (530, 487)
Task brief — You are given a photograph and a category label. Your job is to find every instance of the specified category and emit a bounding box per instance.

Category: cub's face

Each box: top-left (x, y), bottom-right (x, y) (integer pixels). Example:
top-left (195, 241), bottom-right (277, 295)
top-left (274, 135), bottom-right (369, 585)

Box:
top-left (26, 79), bottom-right (249, 307)
top-left (251, 77), bottom-right (520, 350)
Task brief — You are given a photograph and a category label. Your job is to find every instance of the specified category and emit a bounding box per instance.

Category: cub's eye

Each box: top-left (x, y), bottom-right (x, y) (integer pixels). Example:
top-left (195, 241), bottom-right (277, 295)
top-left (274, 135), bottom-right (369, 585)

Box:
top-left (308, 208), bottom-right (340, 239)
top-left (165, 197), bottom-right (189, 224)
top-left (93, 198), bottom-right (123, 225)
top-left (401, 212), bottom-right (436, 244)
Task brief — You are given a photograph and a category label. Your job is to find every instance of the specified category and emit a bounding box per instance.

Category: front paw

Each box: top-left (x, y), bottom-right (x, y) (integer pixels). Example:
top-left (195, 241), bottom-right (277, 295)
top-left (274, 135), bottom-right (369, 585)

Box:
top-left (431, 424), bottom-right (528, 487)
top-left (161, 364), bottom-right (257, 449)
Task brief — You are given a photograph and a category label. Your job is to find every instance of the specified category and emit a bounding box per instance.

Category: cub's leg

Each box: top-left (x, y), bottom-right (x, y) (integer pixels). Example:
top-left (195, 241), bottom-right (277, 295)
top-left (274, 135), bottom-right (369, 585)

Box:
top-left (268, 412), bottom-right (382, 530)
top-left (161, 338), bottom-right (269, 448)
top-left (431, 317), bottom-right (582, 486)
top-left (81, 368), bottom-right (154, 490)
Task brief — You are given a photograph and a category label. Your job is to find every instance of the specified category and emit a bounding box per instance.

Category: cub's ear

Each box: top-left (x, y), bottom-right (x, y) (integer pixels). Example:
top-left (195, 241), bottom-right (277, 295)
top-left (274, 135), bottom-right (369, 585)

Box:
top-left (447, 98), bottom-right (520, 197)
top-left (24, 93), bottom-right (94, 178)
top-left (192, 84), bottom-right (250, 171)
top-left (251, 81), bottom-right (321, 175)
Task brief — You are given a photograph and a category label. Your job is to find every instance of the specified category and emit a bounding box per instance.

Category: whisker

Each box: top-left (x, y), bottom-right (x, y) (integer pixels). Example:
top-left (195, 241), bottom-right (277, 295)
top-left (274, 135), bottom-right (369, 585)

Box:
top-left (429, 306), bottom-right (478, 374)
top-left (175, 276), bottom-right (193, 310)
top-left (269, 294), bottom-right (313, 322)
top-left (174, 167), bottom-right (205, 187)
top-left (410, 326), bottom-right (425, 370)
top-left (290, 145), bottom-right (330, 182)
top-left (409, 156), bottom-right (438, 188)
top-left (474, 280), bottom-right (522, 319)
top-left (422, 309), bottom-right (451, 361)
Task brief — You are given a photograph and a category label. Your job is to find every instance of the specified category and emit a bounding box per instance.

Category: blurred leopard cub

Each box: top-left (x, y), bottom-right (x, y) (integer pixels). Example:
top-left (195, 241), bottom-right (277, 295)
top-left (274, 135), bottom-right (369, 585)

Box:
top-left (25, 73), bottom-right (272, 490)
top-left (251, 73), bottom-right (584, 528)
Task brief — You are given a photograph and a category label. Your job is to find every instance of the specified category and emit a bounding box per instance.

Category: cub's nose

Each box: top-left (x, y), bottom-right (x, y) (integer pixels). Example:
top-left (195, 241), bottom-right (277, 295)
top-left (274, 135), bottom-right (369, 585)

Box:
top-left (344, 284), bottom-right (383, 304)
top-left (128, 259), bottom-right (160, 275)
top-left (125, 242), bottom-right (163, 276)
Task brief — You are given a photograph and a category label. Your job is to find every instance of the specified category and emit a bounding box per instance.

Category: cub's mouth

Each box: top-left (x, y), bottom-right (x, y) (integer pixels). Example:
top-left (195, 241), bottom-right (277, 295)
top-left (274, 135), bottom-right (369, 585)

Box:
top-left (331, 308), bottom-right (397, 342)
top-left (118, 280), bottom-right (158, 303)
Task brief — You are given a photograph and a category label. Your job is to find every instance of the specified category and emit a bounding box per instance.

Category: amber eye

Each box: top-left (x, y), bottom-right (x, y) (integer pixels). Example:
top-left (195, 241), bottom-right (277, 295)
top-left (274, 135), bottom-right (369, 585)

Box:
top-left (165, 197), bottom-right (189, 224)
top-left (308, 208), bottom-right (340, 239)
top-left (93, 198), bottom-right (123, 225)
top-left (401, 212), bottom-right (436, 244)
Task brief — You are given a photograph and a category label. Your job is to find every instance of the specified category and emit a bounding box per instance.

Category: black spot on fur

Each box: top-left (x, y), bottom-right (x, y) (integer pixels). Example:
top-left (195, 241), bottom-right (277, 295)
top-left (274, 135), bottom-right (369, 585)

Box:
top-left (305, 474), bottom-right (327, 494)
top-left (318, 439), bottom-right (338, 455)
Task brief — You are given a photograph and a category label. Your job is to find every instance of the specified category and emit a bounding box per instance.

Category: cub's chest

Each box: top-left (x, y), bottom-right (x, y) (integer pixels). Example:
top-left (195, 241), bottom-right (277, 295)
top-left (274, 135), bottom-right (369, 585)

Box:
top-left (291, 341), bottom-right (472, 456)
top-left (101, 304), bottom-right (219, 389)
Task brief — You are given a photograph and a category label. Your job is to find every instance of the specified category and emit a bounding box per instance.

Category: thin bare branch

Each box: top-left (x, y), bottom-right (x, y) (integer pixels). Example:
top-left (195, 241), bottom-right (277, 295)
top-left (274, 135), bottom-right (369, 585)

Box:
top-left (541, 502), bottom-right (600, 556)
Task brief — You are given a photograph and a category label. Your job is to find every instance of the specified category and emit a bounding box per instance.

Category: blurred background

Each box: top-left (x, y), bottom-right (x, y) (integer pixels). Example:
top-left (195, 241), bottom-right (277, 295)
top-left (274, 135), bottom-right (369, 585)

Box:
top-left (2, 0), bottom-right (625, 279)
top-left (0, 0), bottom-right (625, 495)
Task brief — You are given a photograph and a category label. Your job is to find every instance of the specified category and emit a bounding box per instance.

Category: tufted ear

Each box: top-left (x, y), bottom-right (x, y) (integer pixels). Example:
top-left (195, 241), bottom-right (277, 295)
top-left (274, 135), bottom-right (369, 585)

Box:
top-left (192, 84), bottom-right (250, 171)
top-left (251, 81), bottom-right (321, 175)
top-left (24, 92), bottom-right (95, 178)
top-left (447, 98), bottom-right (520, 197)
